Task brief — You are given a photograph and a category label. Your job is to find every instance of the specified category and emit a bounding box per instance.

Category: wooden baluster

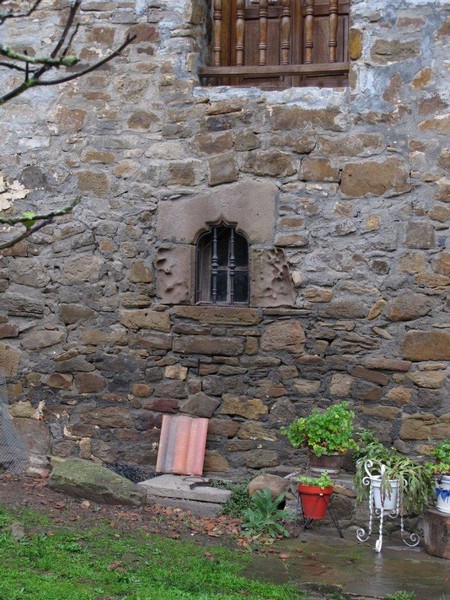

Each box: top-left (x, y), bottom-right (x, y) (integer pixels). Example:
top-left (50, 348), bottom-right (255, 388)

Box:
top-left (281, 0), bottom-right (291, 65)
top-left (329, 0), bottom-right (338, 62)
top-left (259, 0), bottom-right (268, 66)
top-left (236, 0), bottom-right (245, 66)
top-left (304, 0), bottom-right (314, 64)
top-left (213, 0), bottom-right (222, 66)
top-left (211, 227), bottom-right (218, 304)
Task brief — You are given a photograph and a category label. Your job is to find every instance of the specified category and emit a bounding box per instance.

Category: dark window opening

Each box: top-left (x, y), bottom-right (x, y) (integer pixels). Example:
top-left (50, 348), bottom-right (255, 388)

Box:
top-left (199, 0), bottom-right (350, 90)
top-left (196, 224), bottom-right (249, 305)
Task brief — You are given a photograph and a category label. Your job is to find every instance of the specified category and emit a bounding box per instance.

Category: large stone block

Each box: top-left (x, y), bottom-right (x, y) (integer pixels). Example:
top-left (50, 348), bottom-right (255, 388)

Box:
top-left (120, 309), bottom-right (170, 332)
top-left (401, 331), bottom-right (450, 361)
top-left (173, 335), bottom-right (245, 356)
top-left (341, 158), bottom-right (410, 197)
top-left (220, 395), bottom-right (268, 419)
top-left (370, 39), bottom-right (421, 64)
top-left (260, 320), bottom-right (305, 353)
top-left (0, 343), bottom-right (22, 376)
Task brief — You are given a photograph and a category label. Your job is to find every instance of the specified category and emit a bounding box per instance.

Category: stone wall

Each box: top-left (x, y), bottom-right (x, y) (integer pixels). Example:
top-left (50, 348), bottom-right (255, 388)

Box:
top-left (0, 0), bottom-right (449, 474)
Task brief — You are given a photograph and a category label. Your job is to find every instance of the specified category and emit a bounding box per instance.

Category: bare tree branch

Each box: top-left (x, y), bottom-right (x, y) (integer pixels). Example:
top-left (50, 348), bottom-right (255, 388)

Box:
top-left (0, 196), bottom-right (81, 251)
top-left (0, 1), bottom-right (136, 105)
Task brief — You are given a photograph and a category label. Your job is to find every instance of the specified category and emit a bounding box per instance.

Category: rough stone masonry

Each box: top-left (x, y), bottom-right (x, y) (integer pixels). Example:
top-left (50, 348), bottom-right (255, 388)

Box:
top-left (0, 0), bottom-right (448, 476)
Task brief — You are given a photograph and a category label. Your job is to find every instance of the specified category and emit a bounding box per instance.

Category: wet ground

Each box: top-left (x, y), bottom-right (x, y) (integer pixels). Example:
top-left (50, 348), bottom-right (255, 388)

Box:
top-left (246, 528), bottom-right (450, 599)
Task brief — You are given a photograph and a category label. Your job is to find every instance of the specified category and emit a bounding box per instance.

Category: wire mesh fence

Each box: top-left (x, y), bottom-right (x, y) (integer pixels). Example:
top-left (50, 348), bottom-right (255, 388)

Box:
top-left (0, 371), bottom-right (29, 474)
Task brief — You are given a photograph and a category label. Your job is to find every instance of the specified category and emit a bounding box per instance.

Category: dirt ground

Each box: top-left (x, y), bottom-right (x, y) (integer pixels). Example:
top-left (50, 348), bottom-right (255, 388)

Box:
top-left (0, 471), bottom-right (249, 547)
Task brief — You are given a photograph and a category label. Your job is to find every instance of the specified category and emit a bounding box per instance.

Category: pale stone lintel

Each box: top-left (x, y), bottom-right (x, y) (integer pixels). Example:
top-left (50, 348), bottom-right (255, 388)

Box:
top-left (172, 305), bottom-right (260, 325)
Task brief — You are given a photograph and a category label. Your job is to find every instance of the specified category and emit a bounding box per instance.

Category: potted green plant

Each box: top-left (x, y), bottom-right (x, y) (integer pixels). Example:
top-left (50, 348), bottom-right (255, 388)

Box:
top-left (296, 471), bottom-right (334, 520)
top-left (281, 401), bottom-right (359, 475)
top-left (354, 432), bottom-right (433, 514)
top-left (426, 441), bottom-right (450, 514)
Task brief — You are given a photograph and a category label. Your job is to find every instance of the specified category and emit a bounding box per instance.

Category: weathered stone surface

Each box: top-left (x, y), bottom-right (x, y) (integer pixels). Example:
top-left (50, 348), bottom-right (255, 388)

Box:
top-left (60, 304), bottom-right (95, 324)
top-left (386, 293), bottom-right (430, 321)
top-left (21, 329), bottom-right (65, 350)
top-left (49, 459), bottom-right (145, 506)
top-left (60, 255), bottom-right (103, 284)
top-left (360, 405), bottom-right (401, 420)
top-left (405, 222), bottom-right (435, 249)
top-left (341, 159), bottom-right (410, 197)
top-left (370, 39), bottom-right (420, 64)
top-left (0, 343), bottom-right (21, 376)
top-left (245, 450), bottom-right (279, 469)
top-left (363, 357), bottom-right (412, 372)
top-left (367, 299), bottom-right (387, 320)
top-left (173, 306), bottom-right (260, 325)
top-left (400, 414), bottom-right (450, 440)
top-left (293, 379), bottom-right (321, 395)
top-left (220, 395), bottom-right (268, 419)
top-left (424, 509), bottom-right (450, 559)
top-left (10, 259), bottom-right (50, 287)
top-left (77, 171), bottom-right (109, 196)
top-left (128, 261), bottom-right (153, 283)
top-left (238, 422), bottom-right (277, 442)
top-left (46, 373), bottom-right (73, 390)
top-left (260, 320), bottom-right (305, 354)
top-left (0, 323), bottom-right (19, 339)
top-left (319, 301), bottom-right (367, 319)
top-left (208, 151), bottom-right (238, 186)
top-left (304, 287), bottom-right (333, 303)
top-left (250, 248), bottom-right (296, 307)
top-left (120, 310), bottom-right (170, 332)
top-left (14, 418), bottom-right (50, 473)
top-left (330, 373), bottom-right (354, 397)
top-left (242, 150), bottom-right (295, 177)
top-left (180, 392), bottom-right (220, 418)
top-left (385, 386), bottom-right (412, 404)
top-left (173, 336), bottom-right (245, 356)
top-left (407, 371), bottom-right (446, 389)
top-left (248, 474), bottom-right (290, 499)
top-left (351, 366), bottom-right (389, 386)
top-left (155, 246), bottom-right (193, 305)
top-left (402, 331), bottom-right (450, 361)
top-left (270, 106), bottom-right (344, 132)
top-left (75, 372), bottom-right (107, 393)
top-left (207, 418), bottom-right (240, 438)
top-left (80, 406), bottom-right (133, 428)
top-left (203, 451), bottom-right (230, 472)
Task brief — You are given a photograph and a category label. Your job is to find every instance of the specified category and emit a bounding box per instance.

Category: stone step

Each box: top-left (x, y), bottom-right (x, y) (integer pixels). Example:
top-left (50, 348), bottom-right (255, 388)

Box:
top-left (138, 474), bottom-right (231, 504)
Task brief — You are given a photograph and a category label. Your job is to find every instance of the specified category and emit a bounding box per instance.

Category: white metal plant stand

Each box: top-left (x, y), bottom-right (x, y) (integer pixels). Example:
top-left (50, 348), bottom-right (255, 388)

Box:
top-left (356, 461), bottom-right (420, 553)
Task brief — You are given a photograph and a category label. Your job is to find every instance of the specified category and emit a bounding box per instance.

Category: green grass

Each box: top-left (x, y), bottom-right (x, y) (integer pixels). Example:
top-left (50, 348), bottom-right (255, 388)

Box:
top-left (0, 506), bottom-right (304, 600)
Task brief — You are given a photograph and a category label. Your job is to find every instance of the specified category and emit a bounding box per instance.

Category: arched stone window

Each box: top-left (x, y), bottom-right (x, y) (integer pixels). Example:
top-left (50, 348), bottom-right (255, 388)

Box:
top-left (196, 223), bottom-right (249, 305)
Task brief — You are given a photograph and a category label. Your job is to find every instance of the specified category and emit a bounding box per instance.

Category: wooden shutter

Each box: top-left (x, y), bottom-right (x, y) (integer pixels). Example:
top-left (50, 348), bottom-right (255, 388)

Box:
top-left (200, 0), bottom-right (350, 89)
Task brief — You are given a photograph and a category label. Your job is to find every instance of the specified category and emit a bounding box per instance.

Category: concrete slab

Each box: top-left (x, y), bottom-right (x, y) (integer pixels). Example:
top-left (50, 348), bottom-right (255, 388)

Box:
top-left (138, 474), bottom-right (231, 503)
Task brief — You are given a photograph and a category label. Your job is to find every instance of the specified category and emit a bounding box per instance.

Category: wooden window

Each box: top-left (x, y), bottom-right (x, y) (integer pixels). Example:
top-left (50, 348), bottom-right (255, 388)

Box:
top-left (196, 224), bottom-right (249, 305)
top-left (199, 0), bottom-right (350, 89)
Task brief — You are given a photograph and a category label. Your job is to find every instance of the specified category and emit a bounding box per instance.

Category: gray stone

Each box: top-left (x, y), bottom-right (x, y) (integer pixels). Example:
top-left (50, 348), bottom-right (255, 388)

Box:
top-left (138, 474), bottom-right (231, 503)
top-left (180, 392), bottom-right (220, 418)
top-left (49, 459), bottom-right (145, 506)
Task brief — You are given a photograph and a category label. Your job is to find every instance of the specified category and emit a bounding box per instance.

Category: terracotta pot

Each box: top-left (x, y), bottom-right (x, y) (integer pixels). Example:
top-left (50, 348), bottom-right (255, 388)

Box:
top-left (298, 484), bottom-right (333, 519)
top-left (309, 451), bottom-right (345, 476)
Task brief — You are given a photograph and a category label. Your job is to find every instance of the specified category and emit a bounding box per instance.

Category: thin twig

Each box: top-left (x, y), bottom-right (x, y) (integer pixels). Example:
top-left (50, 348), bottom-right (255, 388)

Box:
top-left (0, 0), bottom-right (43, 25)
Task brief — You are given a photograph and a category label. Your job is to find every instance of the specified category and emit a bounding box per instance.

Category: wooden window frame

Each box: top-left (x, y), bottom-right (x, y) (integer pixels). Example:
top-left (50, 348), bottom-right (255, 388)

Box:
top-left (199, 0), bottom-right (350, 89)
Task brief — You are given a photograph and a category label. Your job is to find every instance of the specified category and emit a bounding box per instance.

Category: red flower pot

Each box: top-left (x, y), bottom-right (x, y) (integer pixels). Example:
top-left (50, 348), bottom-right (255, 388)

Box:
top-left (298, 484), bottom-right (334, 520)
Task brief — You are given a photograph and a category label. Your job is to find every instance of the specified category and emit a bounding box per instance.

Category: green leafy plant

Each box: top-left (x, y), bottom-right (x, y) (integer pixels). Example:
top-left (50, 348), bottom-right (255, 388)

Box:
top-left (385, 592), bottom-right (415, 600)
top-left (241, 489), bottom-right (289, 541)
top-left (281, 401), bottom-right (359, 457)
top-left (296, 471), bottom-right (334, 489)
top-left (354, 434), bottom-right (433, 514)
top-left (426, 441), bottom-right (450, 481)
top-left (213, 480), bottom-right (253, 518)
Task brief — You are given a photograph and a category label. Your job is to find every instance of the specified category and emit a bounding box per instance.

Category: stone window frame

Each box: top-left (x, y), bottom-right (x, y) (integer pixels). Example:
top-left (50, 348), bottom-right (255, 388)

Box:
top-left (155, 180), bottom-right (296, 308)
